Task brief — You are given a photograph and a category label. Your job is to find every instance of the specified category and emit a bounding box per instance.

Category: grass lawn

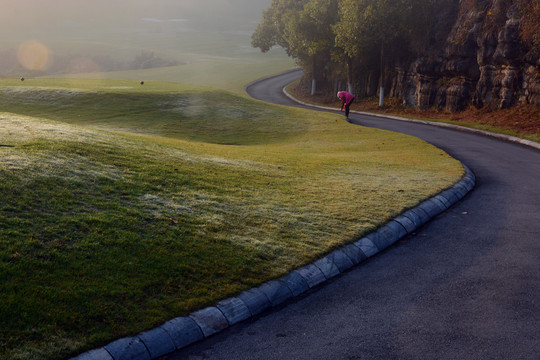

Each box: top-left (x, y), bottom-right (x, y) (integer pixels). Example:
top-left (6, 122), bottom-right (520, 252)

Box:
top-left (0, 78), bottom-right (464, 359)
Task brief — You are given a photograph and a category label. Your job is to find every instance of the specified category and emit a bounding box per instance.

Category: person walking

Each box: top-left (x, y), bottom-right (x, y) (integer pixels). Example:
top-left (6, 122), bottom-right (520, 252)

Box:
top-left (337, 91), bottom-right (355, 120)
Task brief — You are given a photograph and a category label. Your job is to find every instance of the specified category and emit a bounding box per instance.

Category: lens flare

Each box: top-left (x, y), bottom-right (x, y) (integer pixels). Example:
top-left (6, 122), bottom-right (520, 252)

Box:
top-left (17, 41), bottom-right (51, 71)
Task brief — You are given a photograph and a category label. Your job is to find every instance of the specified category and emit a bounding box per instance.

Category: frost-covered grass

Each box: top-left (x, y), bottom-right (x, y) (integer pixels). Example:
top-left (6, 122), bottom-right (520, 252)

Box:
top-left (0, 80), bottom-right (464, 359)
top-left (0, 78), bottom-right (304, 145)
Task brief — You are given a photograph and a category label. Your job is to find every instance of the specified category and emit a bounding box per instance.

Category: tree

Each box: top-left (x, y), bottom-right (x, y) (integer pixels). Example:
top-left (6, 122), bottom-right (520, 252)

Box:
top-left (333, 0), bottom-right (363, 93)
top-left (359, 0), bottom-right (414, 105)
top-left (254, 0), bottom-right (438, 100)
top-left (251, 0), bottom-right (309, 54)
top-left (334, 0), bottom-right (436, 104)
top-left (517, 0), bottom-right (540, 47)
top-left (283, 0), bottom-right (339, 93)
top-left (253, 0), bottom-right (339, 94)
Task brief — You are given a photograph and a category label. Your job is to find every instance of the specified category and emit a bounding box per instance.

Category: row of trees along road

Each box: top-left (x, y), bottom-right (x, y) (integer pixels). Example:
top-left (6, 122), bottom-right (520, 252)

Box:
top-left (252, 0), bottom-right (456, 105)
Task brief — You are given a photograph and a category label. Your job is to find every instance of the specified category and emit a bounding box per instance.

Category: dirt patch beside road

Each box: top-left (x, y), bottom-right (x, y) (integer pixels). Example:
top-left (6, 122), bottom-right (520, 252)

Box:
top-left (288, 85), bottom-right (539, 139)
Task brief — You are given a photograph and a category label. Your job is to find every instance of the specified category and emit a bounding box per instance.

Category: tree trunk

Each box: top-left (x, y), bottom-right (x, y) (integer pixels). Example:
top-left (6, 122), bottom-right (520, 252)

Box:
top-left (347, 57), bottom-right (354, 94)
top-left (311, 55), bottom-right (317, 95)
top-left (379, 42), bottom-right (384, 107)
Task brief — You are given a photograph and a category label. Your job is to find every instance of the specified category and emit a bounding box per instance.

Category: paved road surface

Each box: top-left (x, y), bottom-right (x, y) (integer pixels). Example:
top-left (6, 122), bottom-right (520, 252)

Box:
top-left (163, 70), bottom-right (540, 360)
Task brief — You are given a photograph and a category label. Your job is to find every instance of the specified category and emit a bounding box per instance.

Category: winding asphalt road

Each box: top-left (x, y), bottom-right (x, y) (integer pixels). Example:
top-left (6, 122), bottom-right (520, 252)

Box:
top-left (165, 70), bottom-right (540, 359)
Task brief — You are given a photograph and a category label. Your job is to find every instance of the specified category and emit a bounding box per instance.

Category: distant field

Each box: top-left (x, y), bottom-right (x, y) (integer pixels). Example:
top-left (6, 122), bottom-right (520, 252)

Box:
top-left (42, 19), bottom-right (295, 93)
top-left (0, 0), bottom-right (295, 87)
top-left (0, 78), bottom-right (464, 359)
top-left (10, 10), bottom-right (296, 94)
top-left (64, 57), bottom-right (295, 95)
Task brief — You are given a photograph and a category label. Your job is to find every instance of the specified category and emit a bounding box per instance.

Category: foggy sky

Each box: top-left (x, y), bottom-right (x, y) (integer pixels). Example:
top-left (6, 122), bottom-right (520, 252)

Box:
top-left (0, 0), bottom-right (271, 41)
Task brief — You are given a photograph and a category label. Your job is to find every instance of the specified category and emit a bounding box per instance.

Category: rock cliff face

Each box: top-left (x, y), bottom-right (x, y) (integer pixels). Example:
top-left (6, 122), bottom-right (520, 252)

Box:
top-left (390, 0), bottom-right (539, 112)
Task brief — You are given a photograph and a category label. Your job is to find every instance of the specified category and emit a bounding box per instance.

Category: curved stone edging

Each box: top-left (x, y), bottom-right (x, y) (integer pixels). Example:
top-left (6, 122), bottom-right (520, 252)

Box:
top-left (72, 172), bottom-right (476, 360)
top-left (282, 87), bottom-right (540, 151)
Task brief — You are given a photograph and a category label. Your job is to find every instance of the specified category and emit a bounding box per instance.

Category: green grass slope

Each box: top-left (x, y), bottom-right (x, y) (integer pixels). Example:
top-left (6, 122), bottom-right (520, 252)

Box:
top-left (0, 78), bottom-right (301, 144)
top-left (0, 79), bottom-right (464, 359)
top-left (63, 58), bottom-right (296, 95)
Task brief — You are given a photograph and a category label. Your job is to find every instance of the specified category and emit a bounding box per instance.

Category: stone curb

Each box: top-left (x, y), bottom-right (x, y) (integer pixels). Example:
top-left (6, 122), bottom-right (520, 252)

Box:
top-left (237, 288), bottom-right (271, 316)
top-left (189, 307), bottom-right (229, 338)
top-left (72, 165), bottom-right (476, 360)
top-left (161, 317), bottom-right (203, 350)
top-left (71, 349), bottom-right (113, 360)
top-left (104, 337), bottom-right (150, 360)
top-left (282, 87), bottom-right (540, 152)
top-left (216, 297), bottom-right (252, 326)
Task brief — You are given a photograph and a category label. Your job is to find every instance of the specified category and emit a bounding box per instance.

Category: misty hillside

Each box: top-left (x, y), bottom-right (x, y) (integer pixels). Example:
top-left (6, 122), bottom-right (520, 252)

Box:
top-left (0, 0), bottom-right (275, 76)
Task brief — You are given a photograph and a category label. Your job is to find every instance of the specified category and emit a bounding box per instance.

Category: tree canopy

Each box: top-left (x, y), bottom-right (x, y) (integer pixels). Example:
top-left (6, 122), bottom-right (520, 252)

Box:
top-left (252, 0), bottom-right (455, 97)
top-left (252, 0), bottom-right (339, 92)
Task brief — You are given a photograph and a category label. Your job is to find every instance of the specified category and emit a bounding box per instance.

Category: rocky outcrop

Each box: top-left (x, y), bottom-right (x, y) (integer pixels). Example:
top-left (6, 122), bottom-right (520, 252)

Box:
top-left (391, 0), bottom-right (540, 112)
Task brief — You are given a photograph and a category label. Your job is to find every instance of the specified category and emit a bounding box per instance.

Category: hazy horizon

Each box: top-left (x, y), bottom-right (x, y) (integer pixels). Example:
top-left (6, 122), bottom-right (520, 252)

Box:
top-left (0, 0), bottom-right (280, 76)
top-left (0, 0), bottom-right (269, 33)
